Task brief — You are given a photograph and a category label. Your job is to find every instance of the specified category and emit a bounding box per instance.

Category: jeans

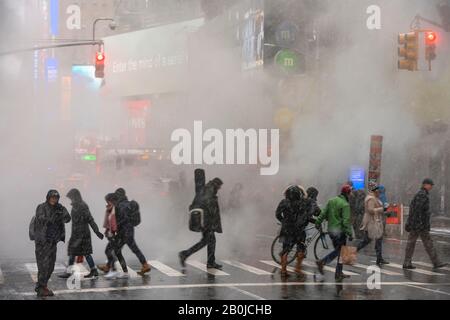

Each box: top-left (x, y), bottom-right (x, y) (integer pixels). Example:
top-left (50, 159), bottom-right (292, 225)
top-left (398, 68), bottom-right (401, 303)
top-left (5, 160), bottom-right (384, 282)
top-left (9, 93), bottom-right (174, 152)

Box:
top-left (320, 232), bottom-right (347, 275)
top-left (182, 231), bottom-right (216, 265)
top-left (116, 227), bottom-right (147, 265)
top-left (357, 231), bottom-right (383, 261)
top-left (105, 237), bottom-right (128, 272)
top-left (68, 255), bottom-right (96, 270)
top-left (404, 230), bottom-right (440, 266)
top-left (35, 241), bottom-right (57, 288)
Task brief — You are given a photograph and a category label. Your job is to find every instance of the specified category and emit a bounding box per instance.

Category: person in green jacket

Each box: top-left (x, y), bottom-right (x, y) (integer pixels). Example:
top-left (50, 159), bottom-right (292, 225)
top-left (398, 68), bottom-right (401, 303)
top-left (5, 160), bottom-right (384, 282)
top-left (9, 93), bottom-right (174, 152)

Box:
top-left (315, 185), bottom-right (353, 281)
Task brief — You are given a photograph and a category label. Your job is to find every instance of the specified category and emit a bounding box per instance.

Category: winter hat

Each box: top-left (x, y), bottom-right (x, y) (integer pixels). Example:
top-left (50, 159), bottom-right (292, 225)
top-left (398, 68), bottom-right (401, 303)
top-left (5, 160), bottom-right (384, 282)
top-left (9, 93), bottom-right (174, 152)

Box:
top-left (422, 178), bottom-right (434, 186)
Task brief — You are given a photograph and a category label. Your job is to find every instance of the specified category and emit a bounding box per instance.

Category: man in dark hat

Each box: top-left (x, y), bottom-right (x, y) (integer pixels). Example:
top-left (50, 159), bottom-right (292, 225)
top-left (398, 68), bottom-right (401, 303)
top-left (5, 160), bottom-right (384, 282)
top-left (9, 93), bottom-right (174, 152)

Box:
top-left (403, 178), bottom-right (448, 269)
top-left (179, 177), bottom-right (224, 269)
top-left (33, 190), bottom-right (71, 297)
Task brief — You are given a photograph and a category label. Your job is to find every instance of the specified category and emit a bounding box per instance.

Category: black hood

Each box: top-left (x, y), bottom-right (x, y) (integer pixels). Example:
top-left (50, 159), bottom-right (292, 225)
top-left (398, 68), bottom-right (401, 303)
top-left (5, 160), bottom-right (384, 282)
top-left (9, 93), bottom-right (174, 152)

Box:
top-left (46, 190), bottom-right (60, 203)
top-left (67, 188), bottom-right (82, 204)
top-left (307, 187), bottom-right (319, 201)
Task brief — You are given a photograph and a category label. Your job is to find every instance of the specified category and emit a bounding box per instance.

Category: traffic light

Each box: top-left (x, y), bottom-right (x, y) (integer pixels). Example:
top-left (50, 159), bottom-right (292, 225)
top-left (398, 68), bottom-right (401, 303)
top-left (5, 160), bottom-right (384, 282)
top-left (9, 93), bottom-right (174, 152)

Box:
top-left (398, 31), bottom-right (418, 71)
top-left (95, 51), bottom-right (105, 78)
top-left (425, 31), bottom-right (437, 61)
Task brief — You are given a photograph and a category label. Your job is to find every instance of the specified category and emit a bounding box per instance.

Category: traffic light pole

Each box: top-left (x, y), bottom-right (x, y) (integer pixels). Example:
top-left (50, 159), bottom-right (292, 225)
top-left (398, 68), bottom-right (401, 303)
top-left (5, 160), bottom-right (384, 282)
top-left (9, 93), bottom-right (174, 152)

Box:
top-left (0, 40), bottom-right (103, 56)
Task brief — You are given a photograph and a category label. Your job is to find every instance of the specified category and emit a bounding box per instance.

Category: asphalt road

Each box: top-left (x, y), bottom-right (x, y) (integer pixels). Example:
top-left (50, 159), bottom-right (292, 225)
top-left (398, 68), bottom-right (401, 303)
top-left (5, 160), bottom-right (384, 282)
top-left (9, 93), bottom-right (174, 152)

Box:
top-left (1, 235), bottom-right (450, 300)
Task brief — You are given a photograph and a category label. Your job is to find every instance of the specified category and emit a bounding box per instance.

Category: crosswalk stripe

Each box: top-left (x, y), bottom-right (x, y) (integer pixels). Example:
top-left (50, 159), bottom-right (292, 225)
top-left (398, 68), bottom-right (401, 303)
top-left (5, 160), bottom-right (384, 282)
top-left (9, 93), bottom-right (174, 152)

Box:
top-left (302, 260), bottom-right (359, 276)
top-left (186, 260), bottom-right (229, 276)
top-left (413, 261), bottom-right (450, 272)
top-left (148, 260), bottom-right (184, 277)
top-left (25, 263), bottom-right (66, 283)
top-left (0, 266), bottom-right (4, 284)
top-left (351, 263), bottom-right (402, 276)
top-left (260, 260), bottom-right (315, 276)
top-left (371, 261), bottom-right (445, 276)
top-left (125, 266), bottom-right (139, 278)
top-left (222, 260), bottom-right (273, 275)
top-left (70, 263), bottom-right (90, 276)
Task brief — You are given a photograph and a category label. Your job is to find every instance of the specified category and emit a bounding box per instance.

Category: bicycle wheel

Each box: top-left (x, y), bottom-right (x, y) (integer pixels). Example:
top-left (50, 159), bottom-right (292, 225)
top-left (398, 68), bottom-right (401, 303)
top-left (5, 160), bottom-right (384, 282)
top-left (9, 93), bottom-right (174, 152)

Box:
top-left (313, 232), bottom-right (334, 261)
top-left (271, 236), bottom-right (297, 265)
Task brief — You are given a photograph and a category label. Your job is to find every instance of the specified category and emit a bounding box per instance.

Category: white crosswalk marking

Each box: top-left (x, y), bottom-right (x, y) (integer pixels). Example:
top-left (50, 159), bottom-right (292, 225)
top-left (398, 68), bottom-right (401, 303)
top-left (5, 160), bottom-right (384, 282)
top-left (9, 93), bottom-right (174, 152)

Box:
top-left (222, 260), bottom-right (273, 275)
top-left (70, 263), bottom-right (90, 276)
top-left (413, 261), bottom-right (450, 272)
top-left (351, 263), bottom-right (402, 276)
top-left (372, 261), bottom-right (445, 276)
top-left (25, 263), bottom-right (66, 283)
top-left (125, 266), bottom-right (139, 278)
top-left (302, 261), bottom-right (359, 276)
top-left (260, 260), bottom-right (315, 276)
top-left (148, 260), bottom-right (184, 277)
top-left (186, 260), bottom-right (229, 276)
top-left (0, 266), bottom-right (4, 284)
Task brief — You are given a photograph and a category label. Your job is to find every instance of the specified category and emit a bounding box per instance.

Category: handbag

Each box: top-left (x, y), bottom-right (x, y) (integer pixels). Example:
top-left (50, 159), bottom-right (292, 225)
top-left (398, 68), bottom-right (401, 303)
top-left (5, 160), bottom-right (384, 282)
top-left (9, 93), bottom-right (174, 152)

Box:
top-left (340, 245), bottom-right (357, 265)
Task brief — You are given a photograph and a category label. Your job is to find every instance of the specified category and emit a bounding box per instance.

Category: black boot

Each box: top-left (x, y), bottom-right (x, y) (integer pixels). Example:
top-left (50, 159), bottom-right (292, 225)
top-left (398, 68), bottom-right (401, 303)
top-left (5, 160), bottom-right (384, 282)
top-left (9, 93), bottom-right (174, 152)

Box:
top-left (84, 269), bottom-right (99, 279)
top-left (403, 264), bottom-right (416, 269)
top-left (179, 251), bottom-right (187, 268)
top-left (376, 258), bottom-right (390, 266)
top-left (57, 272), bottom-right (72, 279)
top-left (433, 262), bottom-right (448, 270)
top-left (207, 262), bottom-right (223, 270)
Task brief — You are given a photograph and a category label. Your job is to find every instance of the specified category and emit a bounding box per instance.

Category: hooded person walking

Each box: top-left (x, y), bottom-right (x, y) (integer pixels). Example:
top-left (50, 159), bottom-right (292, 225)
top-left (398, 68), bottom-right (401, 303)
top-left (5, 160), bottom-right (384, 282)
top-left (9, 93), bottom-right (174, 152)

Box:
top-left (58, 189), bottom-right (104, 279)
top-left (32, 190), bottom-right (71, 297)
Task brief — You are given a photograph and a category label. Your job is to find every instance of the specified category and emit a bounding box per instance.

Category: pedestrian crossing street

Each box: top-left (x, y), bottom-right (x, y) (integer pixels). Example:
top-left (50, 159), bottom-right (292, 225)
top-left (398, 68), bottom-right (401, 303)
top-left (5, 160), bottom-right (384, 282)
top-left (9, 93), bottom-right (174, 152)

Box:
top-left (1, 257), bottom-right (450, 286)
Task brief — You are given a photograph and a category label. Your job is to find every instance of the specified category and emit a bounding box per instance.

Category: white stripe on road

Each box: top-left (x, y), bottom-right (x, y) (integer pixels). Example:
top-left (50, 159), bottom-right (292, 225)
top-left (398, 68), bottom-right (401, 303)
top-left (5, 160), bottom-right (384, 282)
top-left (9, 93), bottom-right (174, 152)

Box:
top-left (372, 261), bottom-right (445, 276)
top-left (125, 266), bottom-right (139, 278)
top-left (228, 286), bottom-right (266, 300)
top-left (413, 261), bottom-right (450, 272)
top-left (259, 260), bottom-right (315, 276)
top-left (17, 281), bottom-right (450, 297)
top-left (222, 260), bottom-right (273, 275)
top-left (351, 263), bottom-right (402, 276)
top-left (148, 260), bottom-right (184, 277)
top-left (404, 284), bottom-right (450, 297)
top-left (25, 263), bottom-right (66, 283)
top-left (302, 260), bottom-right (359, 276)
top-left (186, 260), bottom-right (229, 276)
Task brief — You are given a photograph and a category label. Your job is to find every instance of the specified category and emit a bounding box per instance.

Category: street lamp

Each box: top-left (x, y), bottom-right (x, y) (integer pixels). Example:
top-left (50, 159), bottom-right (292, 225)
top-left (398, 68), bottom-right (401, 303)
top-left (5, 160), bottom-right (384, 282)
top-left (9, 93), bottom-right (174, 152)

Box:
top-left (93, 18), bottom-right (116, 42)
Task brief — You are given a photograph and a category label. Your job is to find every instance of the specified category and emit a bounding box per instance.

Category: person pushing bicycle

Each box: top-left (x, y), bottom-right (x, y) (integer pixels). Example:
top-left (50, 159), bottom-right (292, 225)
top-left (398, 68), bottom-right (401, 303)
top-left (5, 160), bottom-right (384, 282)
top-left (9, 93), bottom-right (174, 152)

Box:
top-left (275, 185), bottom-right (314, 277)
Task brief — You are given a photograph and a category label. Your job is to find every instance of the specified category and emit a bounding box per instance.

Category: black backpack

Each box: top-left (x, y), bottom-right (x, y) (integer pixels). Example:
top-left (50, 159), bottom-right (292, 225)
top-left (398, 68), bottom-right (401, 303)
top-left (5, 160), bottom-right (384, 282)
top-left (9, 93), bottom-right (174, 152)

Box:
top-left (128, 200), bottom-right (141, 227)
top-left (29, 216), bottom-right (36, 241)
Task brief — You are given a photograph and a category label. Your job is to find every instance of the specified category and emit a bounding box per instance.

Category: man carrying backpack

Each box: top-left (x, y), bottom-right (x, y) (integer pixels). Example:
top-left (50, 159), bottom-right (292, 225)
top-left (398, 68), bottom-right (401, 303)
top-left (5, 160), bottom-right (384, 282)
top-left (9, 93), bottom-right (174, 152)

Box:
top-left (31, 190), bottom-right (71, 297)
top-left (179, 176), bottom-right (224, 270)
top-left (114, 188), bottom-right (151, 276)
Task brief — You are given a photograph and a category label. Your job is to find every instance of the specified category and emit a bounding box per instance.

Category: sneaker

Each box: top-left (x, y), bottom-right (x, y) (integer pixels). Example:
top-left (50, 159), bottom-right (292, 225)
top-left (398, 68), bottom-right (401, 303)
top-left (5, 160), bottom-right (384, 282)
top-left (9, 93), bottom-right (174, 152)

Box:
top-left (316, 260), bottom-right (324, 275)
top-left (376, 259), bottom-right (390, 266)
top-left (104, 271), bottom-right (119, 279)
top-left (207, 263), bottom-right (223, 270)
top-left (178, 252), bottom-right (187, 268)
top-left (433, 262), bottom-right (448, 270)
top-left (403, 264), bottom-right (416, 270)
top-left (84, 269), bottom-right (99, 279)
top-left (335, 273), bottom-right (350, 281)
top-left (116, 272), bottom-right (129, 279)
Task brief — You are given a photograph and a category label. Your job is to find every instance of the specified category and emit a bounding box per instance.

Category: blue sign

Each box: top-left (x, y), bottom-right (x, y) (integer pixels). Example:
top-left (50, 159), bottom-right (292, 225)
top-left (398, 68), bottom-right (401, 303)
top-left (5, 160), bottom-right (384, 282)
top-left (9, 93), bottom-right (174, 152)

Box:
top-left (46, 58), bottom-right (58, 83)
top-left (349, 166), bottom-right (365, 190)
top-left (50, 0), bottom-right (59, 36)
top-left (72, 65), bottom-right (103, 90)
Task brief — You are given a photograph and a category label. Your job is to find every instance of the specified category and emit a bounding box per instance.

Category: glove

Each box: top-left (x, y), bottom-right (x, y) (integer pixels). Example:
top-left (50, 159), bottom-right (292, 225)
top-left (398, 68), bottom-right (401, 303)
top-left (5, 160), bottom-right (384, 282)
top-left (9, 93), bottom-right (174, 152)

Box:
top-left (96, 232), bottom-right (104, 240)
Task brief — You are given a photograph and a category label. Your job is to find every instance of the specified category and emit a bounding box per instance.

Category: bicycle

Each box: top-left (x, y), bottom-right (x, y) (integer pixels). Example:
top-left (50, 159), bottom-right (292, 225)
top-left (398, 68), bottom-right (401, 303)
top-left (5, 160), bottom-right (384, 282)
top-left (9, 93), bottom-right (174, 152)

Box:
top-left (271, 223), bottom-right (334, 265)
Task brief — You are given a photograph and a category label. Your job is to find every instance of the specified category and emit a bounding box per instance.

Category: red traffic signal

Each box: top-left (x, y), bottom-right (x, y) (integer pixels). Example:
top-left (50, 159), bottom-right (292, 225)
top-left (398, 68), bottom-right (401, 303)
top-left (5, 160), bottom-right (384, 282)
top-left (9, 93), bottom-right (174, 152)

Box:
top-left (425, 31), bottom-right (437, 44)
top-left (95, 51), bottom-right (105, 78)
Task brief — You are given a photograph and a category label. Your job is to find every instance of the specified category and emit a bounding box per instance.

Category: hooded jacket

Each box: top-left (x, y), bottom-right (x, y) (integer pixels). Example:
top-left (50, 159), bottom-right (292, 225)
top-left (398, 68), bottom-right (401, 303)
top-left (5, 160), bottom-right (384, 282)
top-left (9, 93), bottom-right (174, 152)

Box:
top-left (190, 180), bottom-right (223, 233)
top-left (66, 189), bottom-right (101, 256)
top-left (34, 190), bottom-right (71, 243)
top-left (360, 192), bottom-right (384, 239)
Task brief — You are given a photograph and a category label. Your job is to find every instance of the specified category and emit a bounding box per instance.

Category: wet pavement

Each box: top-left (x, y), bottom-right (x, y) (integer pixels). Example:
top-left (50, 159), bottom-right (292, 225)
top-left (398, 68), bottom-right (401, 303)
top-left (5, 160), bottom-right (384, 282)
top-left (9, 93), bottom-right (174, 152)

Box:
top-left (1, 235), bottom-right (450, 300)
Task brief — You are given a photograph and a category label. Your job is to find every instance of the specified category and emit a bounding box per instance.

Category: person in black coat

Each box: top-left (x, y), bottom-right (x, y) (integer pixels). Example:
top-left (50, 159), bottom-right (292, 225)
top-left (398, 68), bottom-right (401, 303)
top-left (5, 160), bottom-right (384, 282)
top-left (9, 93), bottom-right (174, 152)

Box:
top-left (403, 179), bottom-right (448, 269)
top-left (33, 190), bottom-right (71, 297)
top-left (179, 177), bottom-right (223, 269)
top-left (58, 189), bottom-right (104, 279)
top-left (276, 185), bottom-right (312, 276)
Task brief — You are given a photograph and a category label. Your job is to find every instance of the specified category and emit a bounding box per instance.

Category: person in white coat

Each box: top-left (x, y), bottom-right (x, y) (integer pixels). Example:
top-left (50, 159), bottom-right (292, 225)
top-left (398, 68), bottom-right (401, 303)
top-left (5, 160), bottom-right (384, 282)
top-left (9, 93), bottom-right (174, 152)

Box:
top-left (357, 185), bottom-right (390, 266)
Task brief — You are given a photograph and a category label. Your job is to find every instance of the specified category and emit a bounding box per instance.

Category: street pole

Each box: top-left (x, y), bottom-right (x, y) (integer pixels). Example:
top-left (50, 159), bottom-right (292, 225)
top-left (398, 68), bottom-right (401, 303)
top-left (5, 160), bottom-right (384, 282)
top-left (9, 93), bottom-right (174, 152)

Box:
top-left (0, 41), bottom-right (104, 56)
top-left (93, 18), bottom-right (115, 42)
